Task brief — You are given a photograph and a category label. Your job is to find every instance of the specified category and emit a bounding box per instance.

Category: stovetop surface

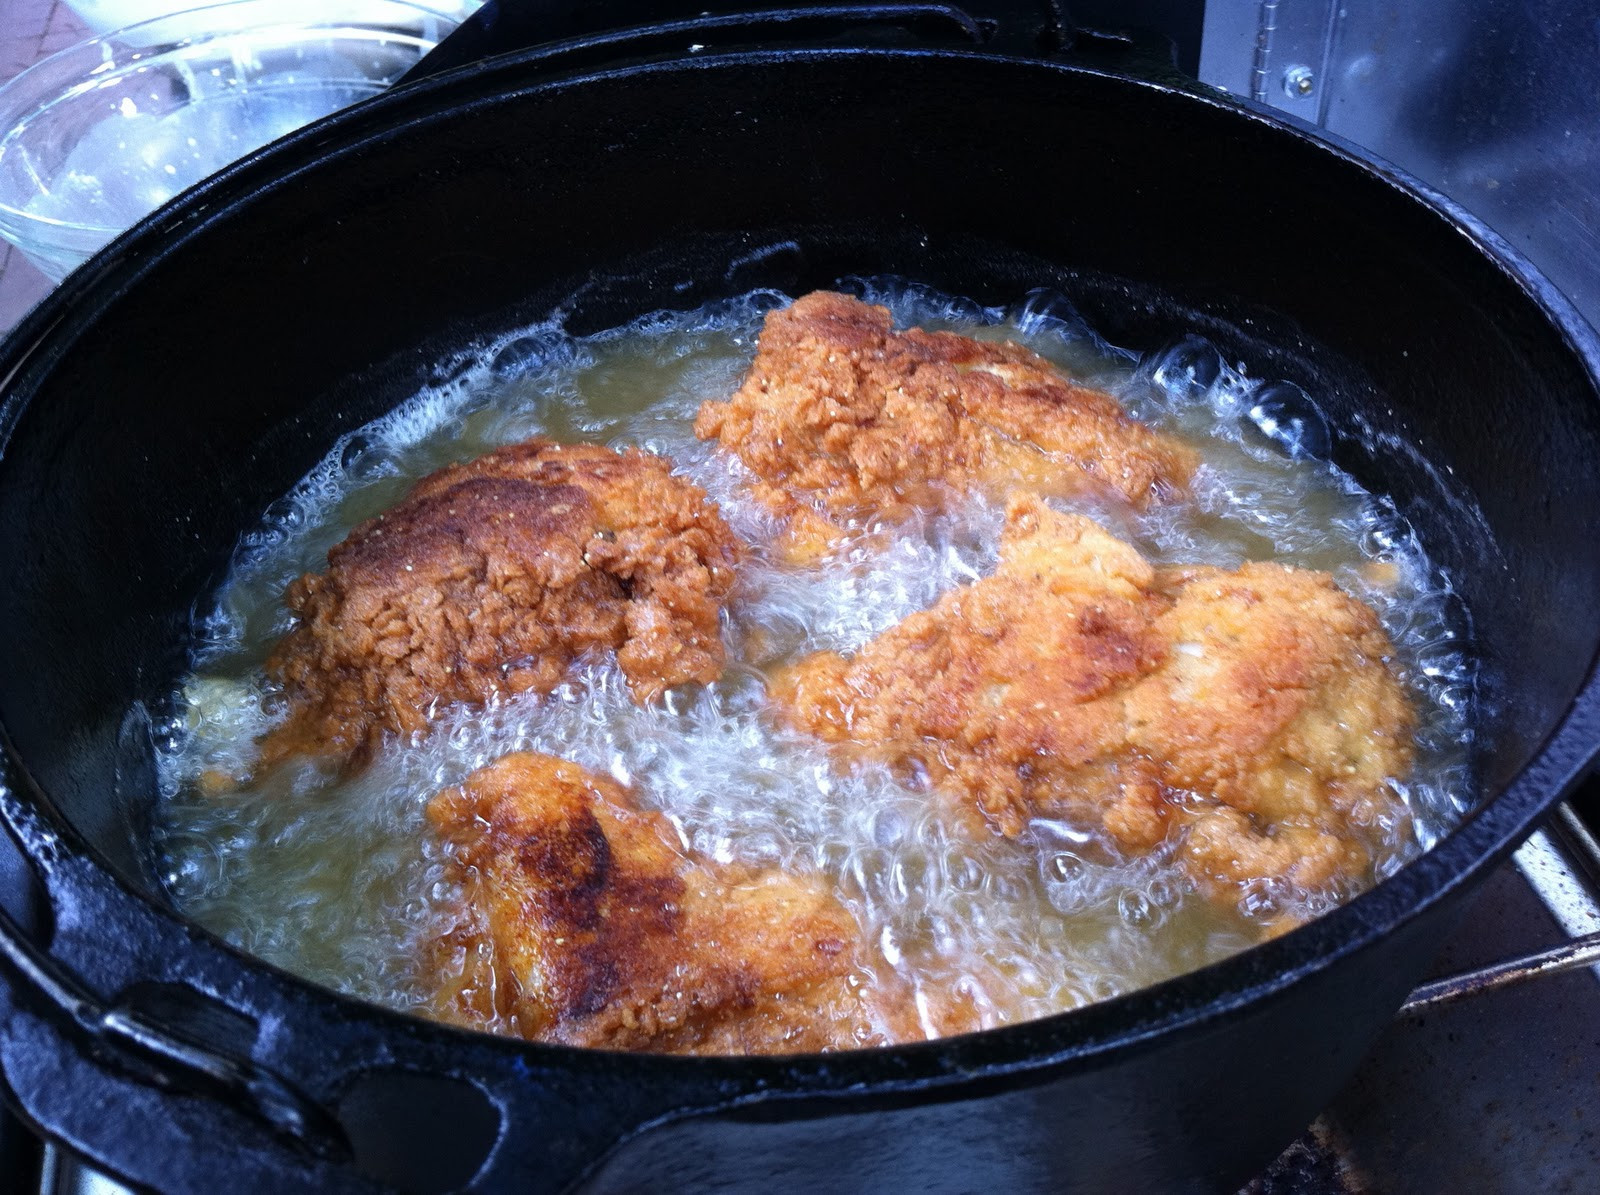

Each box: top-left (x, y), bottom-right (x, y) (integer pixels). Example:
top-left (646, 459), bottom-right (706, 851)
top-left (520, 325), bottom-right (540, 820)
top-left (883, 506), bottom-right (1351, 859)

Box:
top-left (1251, 816), bottom-right (1600, 1193)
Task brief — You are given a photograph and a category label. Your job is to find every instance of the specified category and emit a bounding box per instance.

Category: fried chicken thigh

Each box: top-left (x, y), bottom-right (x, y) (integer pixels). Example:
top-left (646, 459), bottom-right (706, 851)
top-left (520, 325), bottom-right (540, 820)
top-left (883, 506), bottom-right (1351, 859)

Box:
top-left (259, 440), bottom-right (740, 771)
top-left (773, 494), bottom-right (1416, 904)
top-left (694, 292), bottom-right (1197, 559)
top-left (425, 752), bottom-right (904, 1053)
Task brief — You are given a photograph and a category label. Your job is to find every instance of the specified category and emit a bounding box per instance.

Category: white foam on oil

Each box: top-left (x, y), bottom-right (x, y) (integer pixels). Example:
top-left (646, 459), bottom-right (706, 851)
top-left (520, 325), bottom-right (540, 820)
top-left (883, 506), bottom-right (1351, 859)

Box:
top-left (153, 282), bottom-right (1476, 1034)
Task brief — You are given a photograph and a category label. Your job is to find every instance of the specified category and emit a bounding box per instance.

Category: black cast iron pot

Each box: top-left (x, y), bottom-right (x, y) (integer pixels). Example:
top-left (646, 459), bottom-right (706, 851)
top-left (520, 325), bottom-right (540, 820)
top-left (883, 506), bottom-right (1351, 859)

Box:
top-left (1, 3), bottom-right (1598, 1191)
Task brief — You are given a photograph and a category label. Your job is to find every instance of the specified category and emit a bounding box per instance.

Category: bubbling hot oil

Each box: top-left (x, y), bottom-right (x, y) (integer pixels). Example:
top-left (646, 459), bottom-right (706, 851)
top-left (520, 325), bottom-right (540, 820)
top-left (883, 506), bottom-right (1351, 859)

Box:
top-left (152, 282), bottom-right (1476, 1035)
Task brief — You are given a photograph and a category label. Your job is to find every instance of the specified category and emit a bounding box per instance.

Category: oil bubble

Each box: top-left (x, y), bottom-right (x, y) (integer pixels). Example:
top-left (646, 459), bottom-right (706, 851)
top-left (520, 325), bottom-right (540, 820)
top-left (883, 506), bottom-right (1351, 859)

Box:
top-left (1009, 288), bottom-right (1083, 336)
top-left (1241, 381), bottom-right (1332, 461)
top-left (152, 280), bottom-right (1476, 1038)
top-left (1151, 336), bottom-right (1223, 398)
top-left (339, 434), bottom-right (373, 472)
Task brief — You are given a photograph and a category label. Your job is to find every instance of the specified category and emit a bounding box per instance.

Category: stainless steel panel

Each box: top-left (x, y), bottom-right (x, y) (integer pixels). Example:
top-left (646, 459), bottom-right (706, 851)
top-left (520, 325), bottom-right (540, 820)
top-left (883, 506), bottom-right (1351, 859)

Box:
top-left (1200, 0), bottom-right (1336, 109)
top-left (1201, 0), bottom-right (1600, 330)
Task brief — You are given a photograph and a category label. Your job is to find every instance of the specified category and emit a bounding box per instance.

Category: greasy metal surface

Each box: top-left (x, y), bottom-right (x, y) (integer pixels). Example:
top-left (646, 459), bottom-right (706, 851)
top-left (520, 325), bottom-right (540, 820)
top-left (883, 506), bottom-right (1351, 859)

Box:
top-left (1401, 929), bottom-right (1600, 1012)
top-left (1401, 906), bottom-right (1600, 1011)
top-left (1240, 806), bottom-right (1600, 1192)
top-left (1200, 0), bottom-right (1600, 331)
top-left (40, 1148), bottom-right (127, 1195)
top-left (1244, 1124), bottom-right (1363, 1194)
top-left (1517, 816), bottom-right (1600, 943)
top-left (1245, 827), bottom-right (1600, 1192)
top-left (1316, 860), bottom-right (1600, 1191)
top-left (1394, 811), bottom-right (1600, 1011)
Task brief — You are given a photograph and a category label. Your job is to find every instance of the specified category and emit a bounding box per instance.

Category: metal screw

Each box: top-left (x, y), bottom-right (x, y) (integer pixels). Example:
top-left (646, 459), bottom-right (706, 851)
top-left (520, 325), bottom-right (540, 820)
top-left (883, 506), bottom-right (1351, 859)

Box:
top-left (1282, 64), bottom-right (1315, 98)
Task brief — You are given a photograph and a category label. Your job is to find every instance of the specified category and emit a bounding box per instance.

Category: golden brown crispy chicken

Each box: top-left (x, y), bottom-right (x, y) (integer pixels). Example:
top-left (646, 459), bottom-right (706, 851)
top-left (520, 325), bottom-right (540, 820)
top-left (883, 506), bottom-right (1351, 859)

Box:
top-left (425, 752), bottom-right (908, 1053)
top-left (258, 440), bottom-right (740, 771)
top-left (694, 292), bottom-right (1197, 560)
top-left (773, 494), bottom-right (1416, 904)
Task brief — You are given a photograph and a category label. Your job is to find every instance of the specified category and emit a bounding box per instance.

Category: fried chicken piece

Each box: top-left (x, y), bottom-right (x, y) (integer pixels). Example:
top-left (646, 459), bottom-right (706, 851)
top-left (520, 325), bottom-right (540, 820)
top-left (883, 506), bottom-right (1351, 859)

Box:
top-left (775, 502), bottom-right (1164, 838)
top-left (773, 494), bottom-right (1416, 905)
top-left (1125, 562), bottom-right (1418, 895)
top-left (258, 440), bottom-right (740, 771)
top-left (694, 292), bottom-right (1196, 560)
top-left (425, 752), bottom-right (907, 1053)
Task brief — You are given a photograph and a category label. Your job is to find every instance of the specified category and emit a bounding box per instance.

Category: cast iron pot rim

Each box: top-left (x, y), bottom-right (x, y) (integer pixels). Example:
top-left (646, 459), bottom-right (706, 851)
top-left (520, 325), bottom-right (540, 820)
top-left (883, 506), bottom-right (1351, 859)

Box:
top-left (2, 45), bottom-right (1599, 1095)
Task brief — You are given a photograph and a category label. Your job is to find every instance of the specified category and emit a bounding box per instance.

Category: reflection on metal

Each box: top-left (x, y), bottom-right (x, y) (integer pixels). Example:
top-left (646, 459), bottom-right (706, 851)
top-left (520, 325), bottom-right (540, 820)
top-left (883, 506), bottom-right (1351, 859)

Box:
top-left (1396, 815), bottom-right (1600, 1013)
top-left (1249, 0), bottom-right (1280, 101)
top-left (1513, 823), bottom-right (1600, 950)
top-left (1202, 0), bottom-right (1337, 119)
top-left (40, 1146), bottom-right (131, 1195)
top-left (1552, 802), bottom-right (1600, 888)
top-left (1399, 928), bottom-right (1600, 1015)
top-left (1201, 0), bottom-right (1600, 331)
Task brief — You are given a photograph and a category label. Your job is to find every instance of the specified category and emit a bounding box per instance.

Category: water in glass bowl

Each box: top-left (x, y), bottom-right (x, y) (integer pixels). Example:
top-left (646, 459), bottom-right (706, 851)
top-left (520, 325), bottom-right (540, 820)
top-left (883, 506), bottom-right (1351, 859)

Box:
top-left (0, 0), bottom-right (458, 282)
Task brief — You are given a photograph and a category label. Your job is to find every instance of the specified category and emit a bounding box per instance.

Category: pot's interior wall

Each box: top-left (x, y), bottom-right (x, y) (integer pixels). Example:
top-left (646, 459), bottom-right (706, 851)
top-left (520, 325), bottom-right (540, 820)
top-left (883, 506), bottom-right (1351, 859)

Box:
top-left (0, 52), bottom-right (1595, 892)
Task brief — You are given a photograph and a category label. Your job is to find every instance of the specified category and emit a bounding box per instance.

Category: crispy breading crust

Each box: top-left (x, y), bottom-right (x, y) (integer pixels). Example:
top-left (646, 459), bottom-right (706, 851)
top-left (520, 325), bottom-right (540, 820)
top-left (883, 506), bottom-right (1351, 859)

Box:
top-left (773, 494), bottom-right (1416, 905)
top-left (694, 292), bottom-right (1197, 558)
top-left (1129, 561), bottom-right (1418, 894)
top-left (259, 440), bottom-right (740, 771)
top-left (425, 752), bottom-right (908, 1053)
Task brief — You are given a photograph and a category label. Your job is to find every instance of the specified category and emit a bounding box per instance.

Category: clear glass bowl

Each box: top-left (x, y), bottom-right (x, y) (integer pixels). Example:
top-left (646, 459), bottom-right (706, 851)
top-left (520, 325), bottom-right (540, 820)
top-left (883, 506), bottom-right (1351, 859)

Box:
top-left (64, 1), bottom-right (482, 36)
top-left (0, 0), bottom-right (459, 282)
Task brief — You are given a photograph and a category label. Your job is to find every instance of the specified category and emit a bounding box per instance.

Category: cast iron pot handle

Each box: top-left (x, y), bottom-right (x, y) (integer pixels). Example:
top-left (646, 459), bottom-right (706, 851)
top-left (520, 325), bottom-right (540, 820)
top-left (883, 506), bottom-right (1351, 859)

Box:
top-left (0, 780), bottom-right (354, 1164)
top-left (396, 0), bottom-right (1167, 86)
top-left (0, 764), bottom-right (762, 1192)
top-left (0, 899), bottom-right (352, 1161)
